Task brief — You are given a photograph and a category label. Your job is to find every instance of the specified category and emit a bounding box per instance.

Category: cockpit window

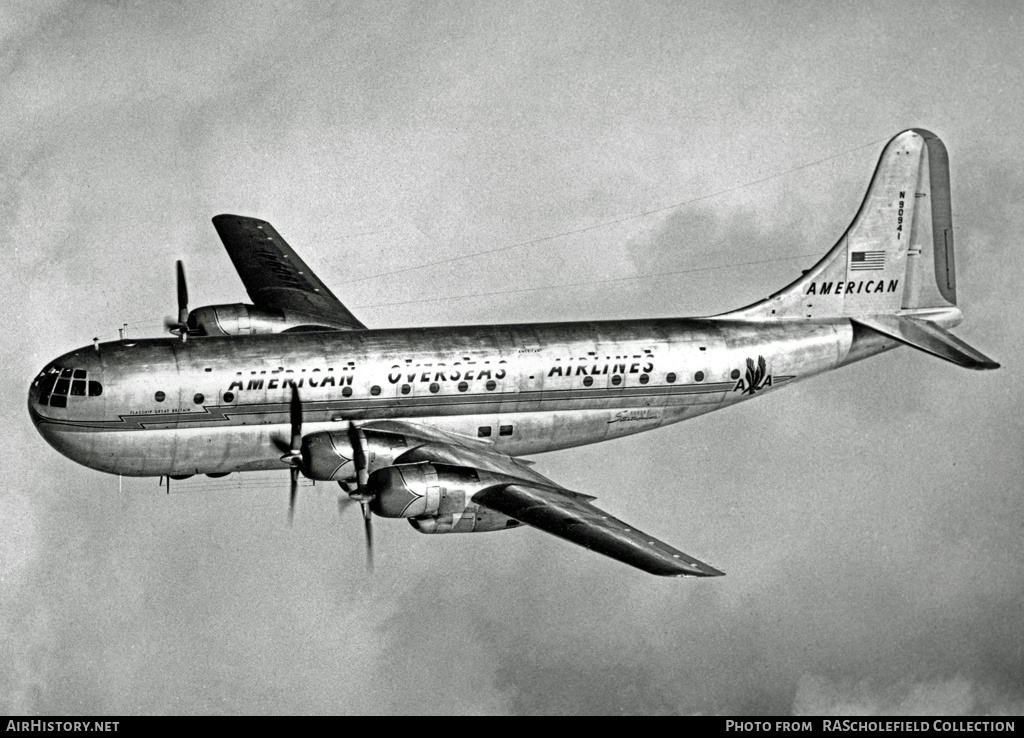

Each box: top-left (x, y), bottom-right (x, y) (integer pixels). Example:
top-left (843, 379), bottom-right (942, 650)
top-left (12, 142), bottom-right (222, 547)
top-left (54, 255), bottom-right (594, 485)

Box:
top-left (35, 365), bottom-right (102, 407)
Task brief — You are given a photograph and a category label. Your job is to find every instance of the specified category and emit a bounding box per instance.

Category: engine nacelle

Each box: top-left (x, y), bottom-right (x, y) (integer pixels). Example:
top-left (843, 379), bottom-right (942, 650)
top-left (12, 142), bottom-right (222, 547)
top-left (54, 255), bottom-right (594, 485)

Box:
top-left (301, 429), bottom-right (411, 482)
top-left (188, 303), bottom-right (349, 336)
top-left (366, 462), bottom-right (522, 534)
top-left (301, 436), bottom-right (524, 533)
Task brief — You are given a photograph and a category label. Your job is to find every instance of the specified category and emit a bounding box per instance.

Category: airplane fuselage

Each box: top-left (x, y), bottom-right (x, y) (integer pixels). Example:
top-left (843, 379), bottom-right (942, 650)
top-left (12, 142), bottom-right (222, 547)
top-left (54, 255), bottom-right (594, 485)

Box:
top-left (29, 316), bottom-right (893, 478)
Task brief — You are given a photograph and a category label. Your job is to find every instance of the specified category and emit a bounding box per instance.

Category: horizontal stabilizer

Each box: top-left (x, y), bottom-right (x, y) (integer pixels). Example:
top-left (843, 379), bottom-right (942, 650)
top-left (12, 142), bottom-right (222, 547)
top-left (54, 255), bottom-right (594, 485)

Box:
top-left (852, 315), bottom-right (999, 370)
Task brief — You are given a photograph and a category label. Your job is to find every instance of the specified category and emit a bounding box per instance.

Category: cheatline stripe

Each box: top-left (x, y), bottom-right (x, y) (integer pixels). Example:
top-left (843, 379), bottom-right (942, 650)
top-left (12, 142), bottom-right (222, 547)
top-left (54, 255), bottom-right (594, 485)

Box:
top-left (42, 386), bottom-right (739, 430)
top-left (34, 377), bottom-right (796, 432)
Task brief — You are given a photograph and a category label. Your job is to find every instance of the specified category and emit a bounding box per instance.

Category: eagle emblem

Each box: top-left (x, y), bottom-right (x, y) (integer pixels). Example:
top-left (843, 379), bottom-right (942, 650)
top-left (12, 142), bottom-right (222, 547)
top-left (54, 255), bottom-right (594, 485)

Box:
top-left (734, 355), bottom-right (772, 395)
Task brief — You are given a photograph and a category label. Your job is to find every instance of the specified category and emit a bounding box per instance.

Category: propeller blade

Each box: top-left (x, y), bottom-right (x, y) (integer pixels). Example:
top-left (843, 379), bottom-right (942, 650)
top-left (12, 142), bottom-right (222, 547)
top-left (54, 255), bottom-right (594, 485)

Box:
top-left (175, 260), bottom-right (189, 326)
top-left (168, 261), bottom-right (191, 341)
top-left (284, 383), bottom-right (303, 526)
top-left (289, 383), bottom-right (302, 453)
top-left (347, 422), bottom-right (369, 489)
top-left (344, 423), bottom-right (374, 572)
top-left (361, 501), bottom-right (374, 573)
top-left (289, 465), bottom-right (298, 526)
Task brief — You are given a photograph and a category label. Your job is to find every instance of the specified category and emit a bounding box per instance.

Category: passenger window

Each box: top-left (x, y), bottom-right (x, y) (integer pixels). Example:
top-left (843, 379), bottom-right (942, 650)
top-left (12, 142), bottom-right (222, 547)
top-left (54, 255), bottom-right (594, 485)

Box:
top-left (477, 426), bottom-right (492, 437)
top-left (499, 425), bottom-right (513, 437)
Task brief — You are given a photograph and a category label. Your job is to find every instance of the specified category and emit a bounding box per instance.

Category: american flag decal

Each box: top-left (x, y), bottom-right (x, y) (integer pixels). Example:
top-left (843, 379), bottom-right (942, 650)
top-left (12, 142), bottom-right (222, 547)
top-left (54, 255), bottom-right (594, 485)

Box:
top-left (850, 250), bottom-right (885, 271)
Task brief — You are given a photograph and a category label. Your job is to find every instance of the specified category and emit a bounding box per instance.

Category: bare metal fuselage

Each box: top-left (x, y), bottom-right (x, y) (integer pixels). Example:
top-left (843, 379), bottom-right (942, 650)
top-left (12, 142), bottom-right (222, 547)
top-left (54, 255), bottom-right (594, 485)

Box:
top-left (29, 317), bottom-right (891, 477)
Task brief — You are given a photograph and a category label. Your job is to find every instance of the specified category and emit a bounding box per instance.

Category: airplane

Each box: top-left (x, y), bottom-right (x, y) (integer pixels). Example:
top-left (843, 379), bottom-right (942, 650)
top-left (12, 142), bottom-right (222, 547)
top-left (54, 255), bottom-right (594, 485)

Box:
top-left (27, 128), bottom-right (999, 578)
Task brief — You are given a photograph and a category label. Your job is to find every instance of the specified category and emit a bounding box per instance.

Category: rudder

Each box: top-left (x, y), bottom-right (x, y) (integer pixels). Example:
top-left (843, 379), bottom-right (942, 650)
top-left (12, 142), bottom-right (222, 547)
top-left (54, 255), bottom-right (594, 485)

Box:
top-left (901, 129), bottom-right (957, 310)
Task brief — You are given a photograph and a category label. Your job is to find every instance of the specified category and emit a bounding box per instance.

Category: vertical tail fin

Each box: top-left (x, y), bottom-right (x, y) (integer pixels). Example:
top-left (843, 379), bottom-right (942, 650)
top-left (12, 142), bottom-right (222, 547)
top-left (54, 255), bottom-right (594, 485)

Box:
top-left (721, 129), bottom-right (958, 321)
top-left (718, 129), bottom-right (998, 370)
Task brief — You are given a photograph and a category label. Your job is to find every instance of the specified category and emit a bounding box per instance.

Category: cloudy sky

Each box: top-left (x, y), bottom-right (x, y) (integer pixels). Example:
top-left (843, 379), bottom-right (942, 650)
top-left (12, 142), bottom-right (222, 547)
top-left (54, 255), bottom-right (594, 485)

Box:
top-left (3, 0), bottom-right (1022, 716)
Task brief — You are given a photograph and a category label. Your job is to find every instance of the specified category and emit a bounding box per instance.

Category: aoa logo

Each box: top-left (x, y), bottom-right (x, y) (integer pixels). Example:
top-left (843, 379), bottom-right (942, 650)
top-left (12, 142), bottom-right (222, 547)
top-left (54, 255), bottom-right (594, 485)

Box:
top-left (733, 356), bottom-right (772, 395)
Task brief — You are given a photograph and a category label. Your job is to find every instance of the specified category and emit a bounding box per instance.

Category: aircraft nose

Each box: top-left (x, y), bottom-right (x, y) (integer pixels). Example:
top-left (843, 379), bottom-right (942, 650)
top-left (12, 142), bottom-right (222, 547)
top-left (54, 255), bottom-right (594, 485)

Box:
top-left (28, 351), bottom-right (106, 449)
top-left (30, 353), bottom-right (105, 410)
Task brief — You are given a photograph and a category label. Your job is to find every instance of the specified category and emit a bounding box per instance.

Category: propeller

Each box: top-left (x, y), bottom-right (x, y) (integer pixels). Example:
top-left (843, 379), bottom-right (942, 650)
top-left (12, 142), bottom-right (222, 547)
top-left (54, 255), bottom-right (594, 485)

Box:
top-left (279, 389), bottom-right (375, 571)
top-left (166, 260), bottom-right (190, 341)
top-left (344, 421), bottom-right (374, 572)
top-left (279, 382), bottom-right (303, 525)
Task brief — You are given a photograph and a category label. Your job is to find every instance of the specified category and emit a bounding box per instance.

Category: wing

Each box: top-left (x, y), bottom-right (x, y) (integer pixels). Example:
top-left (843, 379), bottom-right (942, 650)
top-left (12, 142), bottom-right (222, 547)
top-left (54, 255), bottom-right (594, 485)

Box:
top-left (212, 214), bottom-right (366, 330)
top-left (474, 484), bottom-right (724, 577)
top-left (364, 420), bottom-right (724, 577)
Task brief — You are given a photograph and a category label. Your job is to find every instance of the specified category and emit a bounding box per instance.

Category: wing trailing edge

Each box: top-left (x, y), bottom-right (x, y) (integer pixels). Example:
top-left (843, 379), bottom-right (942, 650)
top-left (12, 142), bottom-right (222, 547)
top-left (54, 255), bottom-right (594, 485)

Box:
top-left (474, 484), bottom-right (725, 577)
